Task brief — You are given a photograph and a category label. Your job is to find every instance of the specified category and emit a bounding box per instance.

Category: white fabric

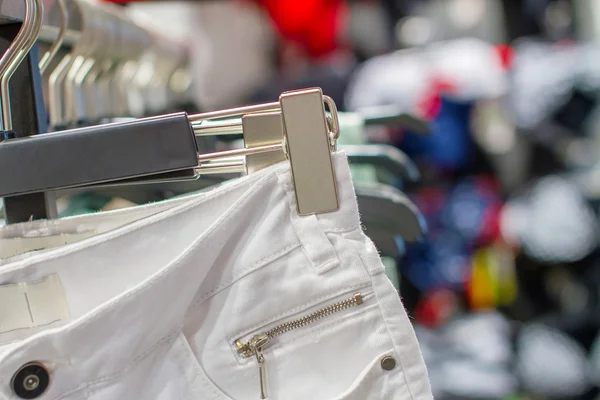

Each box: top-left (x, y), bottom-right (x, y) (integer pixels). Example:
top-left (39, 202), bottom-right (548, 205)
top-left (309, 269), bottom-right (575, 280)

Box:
top-left (0, 153), bottom-right (432, 400)
top-left (0, 233), bottom-right (98, 260)
top-left (0, 274), bottom-right (69, 338)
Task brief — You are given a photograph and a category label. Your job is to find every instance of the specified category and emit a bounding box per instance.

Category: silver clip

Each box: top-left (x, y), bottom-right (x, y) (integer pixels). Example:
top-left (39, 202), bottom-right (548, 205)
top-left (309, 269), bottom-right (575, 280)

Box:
top-left (192, 88), bottom-right (340, 215)
top-left (243, 112), bottom-right (286, 174)
top-left (280, 88), bottom-right (338, 215)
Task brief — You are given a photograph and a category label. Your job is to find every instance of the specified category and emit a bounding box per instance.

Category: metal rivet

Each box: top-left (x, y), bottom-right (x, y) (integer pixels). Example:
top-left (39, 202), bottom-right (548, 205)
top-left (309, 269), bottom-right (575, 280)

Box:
top-left (23, 375), bottom-right (40, 391)
top-left (11, 362), bottom-right (50, 399)
top-left (381, 356), bottom-right (396, 371)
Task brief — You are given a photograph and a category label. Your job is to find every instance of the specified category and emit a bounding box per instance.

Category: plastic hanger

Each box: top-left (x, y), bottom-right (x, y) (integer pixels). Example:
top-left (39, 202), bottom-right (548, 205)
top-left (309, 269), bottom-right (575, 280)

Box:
top-left (0, 0), bottom-right (59, 223)
top-left (360, 105), bottom-right (431, 134)
top-left (343, 144), bottom-right (420, 183)
top-left (355, 182), bottom-right (427, 255)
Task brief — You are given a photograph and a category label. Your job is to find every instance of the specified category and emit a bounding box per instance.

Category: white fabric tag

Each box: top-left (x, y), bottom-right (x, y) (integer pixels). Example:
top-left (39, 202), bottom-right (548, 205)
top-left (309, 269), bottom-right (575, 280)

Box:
top-left (0, 274), bottom-right (69, 333)
top-left (0, 232), bottom-right (97, 259)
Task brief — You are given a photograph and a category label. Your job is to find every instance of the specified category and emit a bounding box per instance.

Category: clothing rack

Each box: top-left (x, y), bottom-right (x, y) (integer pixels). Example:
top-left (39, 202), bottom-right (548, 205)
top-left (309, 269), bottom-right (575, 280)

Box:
top-left (38, 25), bottom-right (80, 48)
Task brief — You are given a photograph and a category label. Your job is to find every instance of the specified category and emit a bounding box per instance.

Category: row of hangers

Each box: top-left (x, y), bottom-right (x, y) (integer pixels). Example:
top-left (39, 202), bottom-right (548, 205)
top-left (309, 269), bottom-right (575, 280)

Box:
top-left (0, 0), bottom-right (429, 261)
top-left (39, 0), bottom-right (191, 128)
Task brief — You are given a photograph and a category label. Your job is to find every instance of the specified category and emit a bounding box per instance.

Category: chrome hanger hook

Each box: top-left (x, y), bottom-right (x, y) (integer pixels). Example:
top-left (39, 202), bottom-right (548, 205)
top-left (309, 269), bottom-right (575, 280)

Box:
top-left (39, 0), bottom-right (68, 75)
top-left (0, 0), bottom-right (43, 132)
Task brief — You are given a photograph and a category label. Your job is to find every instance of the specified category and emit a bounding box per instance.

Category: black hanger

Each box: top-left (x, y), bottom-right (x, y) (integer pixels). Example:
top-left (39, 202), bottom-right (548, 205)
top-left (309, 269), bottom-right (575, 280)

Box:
top-left (0, 0), bottom-right (57, 223)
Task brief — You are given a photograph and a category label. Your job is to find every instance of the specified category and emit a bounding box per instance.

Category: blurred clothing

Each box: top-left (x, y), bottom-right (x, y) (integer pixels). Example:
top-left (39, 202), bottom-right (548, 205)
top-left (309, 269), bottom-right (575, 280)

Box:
top-left (255, 0), bottom-right (347, 58)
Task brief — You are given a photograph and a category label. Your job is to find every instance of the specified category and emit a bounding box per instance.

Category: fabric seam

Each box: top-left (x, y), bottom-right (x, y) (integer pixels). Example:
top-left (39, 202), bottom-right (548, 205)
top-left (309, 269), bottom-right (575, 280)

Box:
top-left (349, 233), bottom-right (418, 400)
top-left (176, 335), bottom-right (227, 400)
top-left (323, 225), bottom-right (361, 233)
top-left (370, 271), bottom-right (417, 399)
top-left (330, 349), bottom-right (394, 400)
top-left (187, 242), bottom-right (301, 309)
top-left (276, 170), bottom-right (338, 274)
top-left (0, 163), bottom-right (286, 273)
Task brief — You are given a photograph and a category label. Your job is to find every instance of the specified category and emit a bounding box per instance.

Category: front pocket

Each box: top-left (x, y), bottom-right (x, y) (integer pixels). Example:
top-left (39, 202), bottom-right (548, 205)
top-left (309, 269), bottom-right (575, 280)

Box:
top-left (229, 289), bottom-right (398, 400)
top-left (330, 349), bottom-right (408, 400)
top-left (172, 333), bottom-right (233, 400)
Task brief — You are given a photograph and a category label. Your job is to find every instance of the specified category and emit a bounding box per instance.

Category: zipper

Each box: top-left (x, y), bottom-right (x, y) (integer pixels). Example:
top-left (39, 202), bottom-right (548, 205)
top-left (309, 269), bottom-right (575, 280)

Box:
top-left (234, 292), bottom-right (365, 399)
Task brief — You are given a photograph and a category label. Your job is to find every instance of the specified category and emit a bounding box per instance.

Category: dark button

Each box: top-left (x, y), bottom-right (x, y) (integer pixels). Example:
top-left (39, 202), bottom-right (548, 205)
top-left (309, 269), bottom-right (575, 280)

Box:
top-left (11, 362), bottom-right (50, 399)
top-left (380, 356), bottom-right (396, 371)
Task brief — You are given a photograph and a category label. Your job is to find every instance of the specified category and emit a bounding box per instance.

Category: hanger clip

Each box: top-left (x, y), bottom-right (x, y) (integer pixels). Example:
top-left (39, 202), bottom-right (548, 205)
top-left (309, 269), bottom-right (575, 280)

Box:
top-left (279, 88), bottom-right (339, 215)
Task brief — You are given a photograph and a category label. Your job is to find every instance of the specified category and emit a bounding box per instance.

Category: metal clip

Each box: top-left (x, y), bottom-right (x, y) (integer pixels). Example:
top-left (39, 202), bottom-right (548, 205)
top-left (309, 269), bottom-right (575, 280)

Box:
top-left (193, 88), bottom-right (340, 215)
top-left (243, 111), bottom-right (286, 174)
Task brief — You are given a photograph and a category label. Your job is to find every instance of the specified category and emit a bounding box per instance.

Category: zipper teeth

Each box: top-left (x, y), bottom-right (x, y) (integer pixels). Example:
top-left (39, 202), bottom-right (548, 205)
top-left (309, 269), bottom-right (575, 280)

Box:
top-left (236, 293), bottom-right (364, 356)
top-left (265, 294), bottom-right (361, 338)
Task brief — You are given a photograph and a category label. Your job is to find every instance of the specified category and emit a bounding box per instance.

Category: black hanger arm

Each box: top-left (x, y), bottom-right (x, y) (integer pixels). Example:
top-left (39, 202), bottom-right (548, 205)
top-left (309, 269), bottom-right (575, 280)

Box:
top-left (0, 113), bottom-right (198, 200)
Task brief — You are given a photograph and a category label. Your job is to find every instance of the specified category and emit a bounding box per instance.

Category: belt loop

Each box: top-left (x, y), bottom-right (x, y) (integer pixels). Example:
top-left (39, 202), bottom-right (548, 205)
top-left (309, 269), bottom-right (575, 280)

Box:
top-left (278, 170), bottom-right (340, 274)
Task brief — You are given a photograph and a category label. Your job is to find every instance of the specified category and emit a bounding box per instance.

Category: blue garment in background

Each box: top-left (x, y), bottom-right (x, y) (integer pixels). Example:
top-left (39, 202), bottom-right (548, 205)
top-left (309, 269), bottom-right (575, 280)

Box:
top-left (398, 97), bottom-right (475, 171)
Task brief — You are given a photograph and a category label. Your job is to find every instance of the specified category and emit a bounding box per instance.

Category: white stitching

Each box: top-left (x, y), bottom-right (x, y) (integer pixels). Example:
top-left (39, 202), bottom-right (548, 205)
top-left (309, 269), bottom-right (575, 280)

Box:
top-left (349, 235), bottom-right (419, 400)
top-left (323, 225), bottom-right (361, 233)
top-left (176, 335), bottom-right (227, 400)
top-left (188, 242), bottom-right (302, 308)
top-left (277, 170), bottom-right (341, 274)
top-left (329, 350), bottom-right (396, 400)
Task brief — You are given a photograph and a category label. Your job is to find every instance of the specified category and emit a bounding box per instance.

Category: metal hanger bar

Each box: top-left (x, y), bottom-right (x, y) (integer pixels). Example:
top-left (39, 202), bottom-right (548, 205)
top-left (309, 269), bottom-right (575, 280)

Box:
top-left (198, 159), bottom-right (245, 169)
top-left (38, 0), bottom-right (67, 74)
top-left (197, 143), bottom-right (283, 163)
top-left (190, 118), bottom-right (240, 127)
top-left (193, 119), bottom-right (243, 136)
top-left (38, 25), bottom-right (80, 47)
top-left (196, 162), bottom-right (246, 175)
top-left (188, 101), bottom-right (280, 123)
top-left (190, 95), bottom-right (339, 137)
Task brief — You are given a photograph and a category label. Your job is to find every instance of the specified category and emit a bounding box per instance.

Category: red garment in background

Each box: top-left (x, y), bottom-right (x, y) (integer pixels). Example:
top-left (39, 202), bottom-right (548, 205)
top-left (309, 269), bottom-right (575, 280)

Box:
top-left (101, 0), bottom-right (346, 58)
top-left (254, 0), bottom-right (346, 58)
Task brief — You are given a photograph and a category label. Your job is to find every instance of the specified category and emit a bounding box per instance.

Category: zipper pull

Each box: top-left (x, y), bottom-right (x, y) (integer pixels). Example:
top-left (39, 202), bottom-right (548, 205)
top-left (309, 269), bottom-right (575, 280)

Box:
top-left (255, 345), bottom-right (268, 399)
top-left (248, 334), bottom-right (270, 399)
